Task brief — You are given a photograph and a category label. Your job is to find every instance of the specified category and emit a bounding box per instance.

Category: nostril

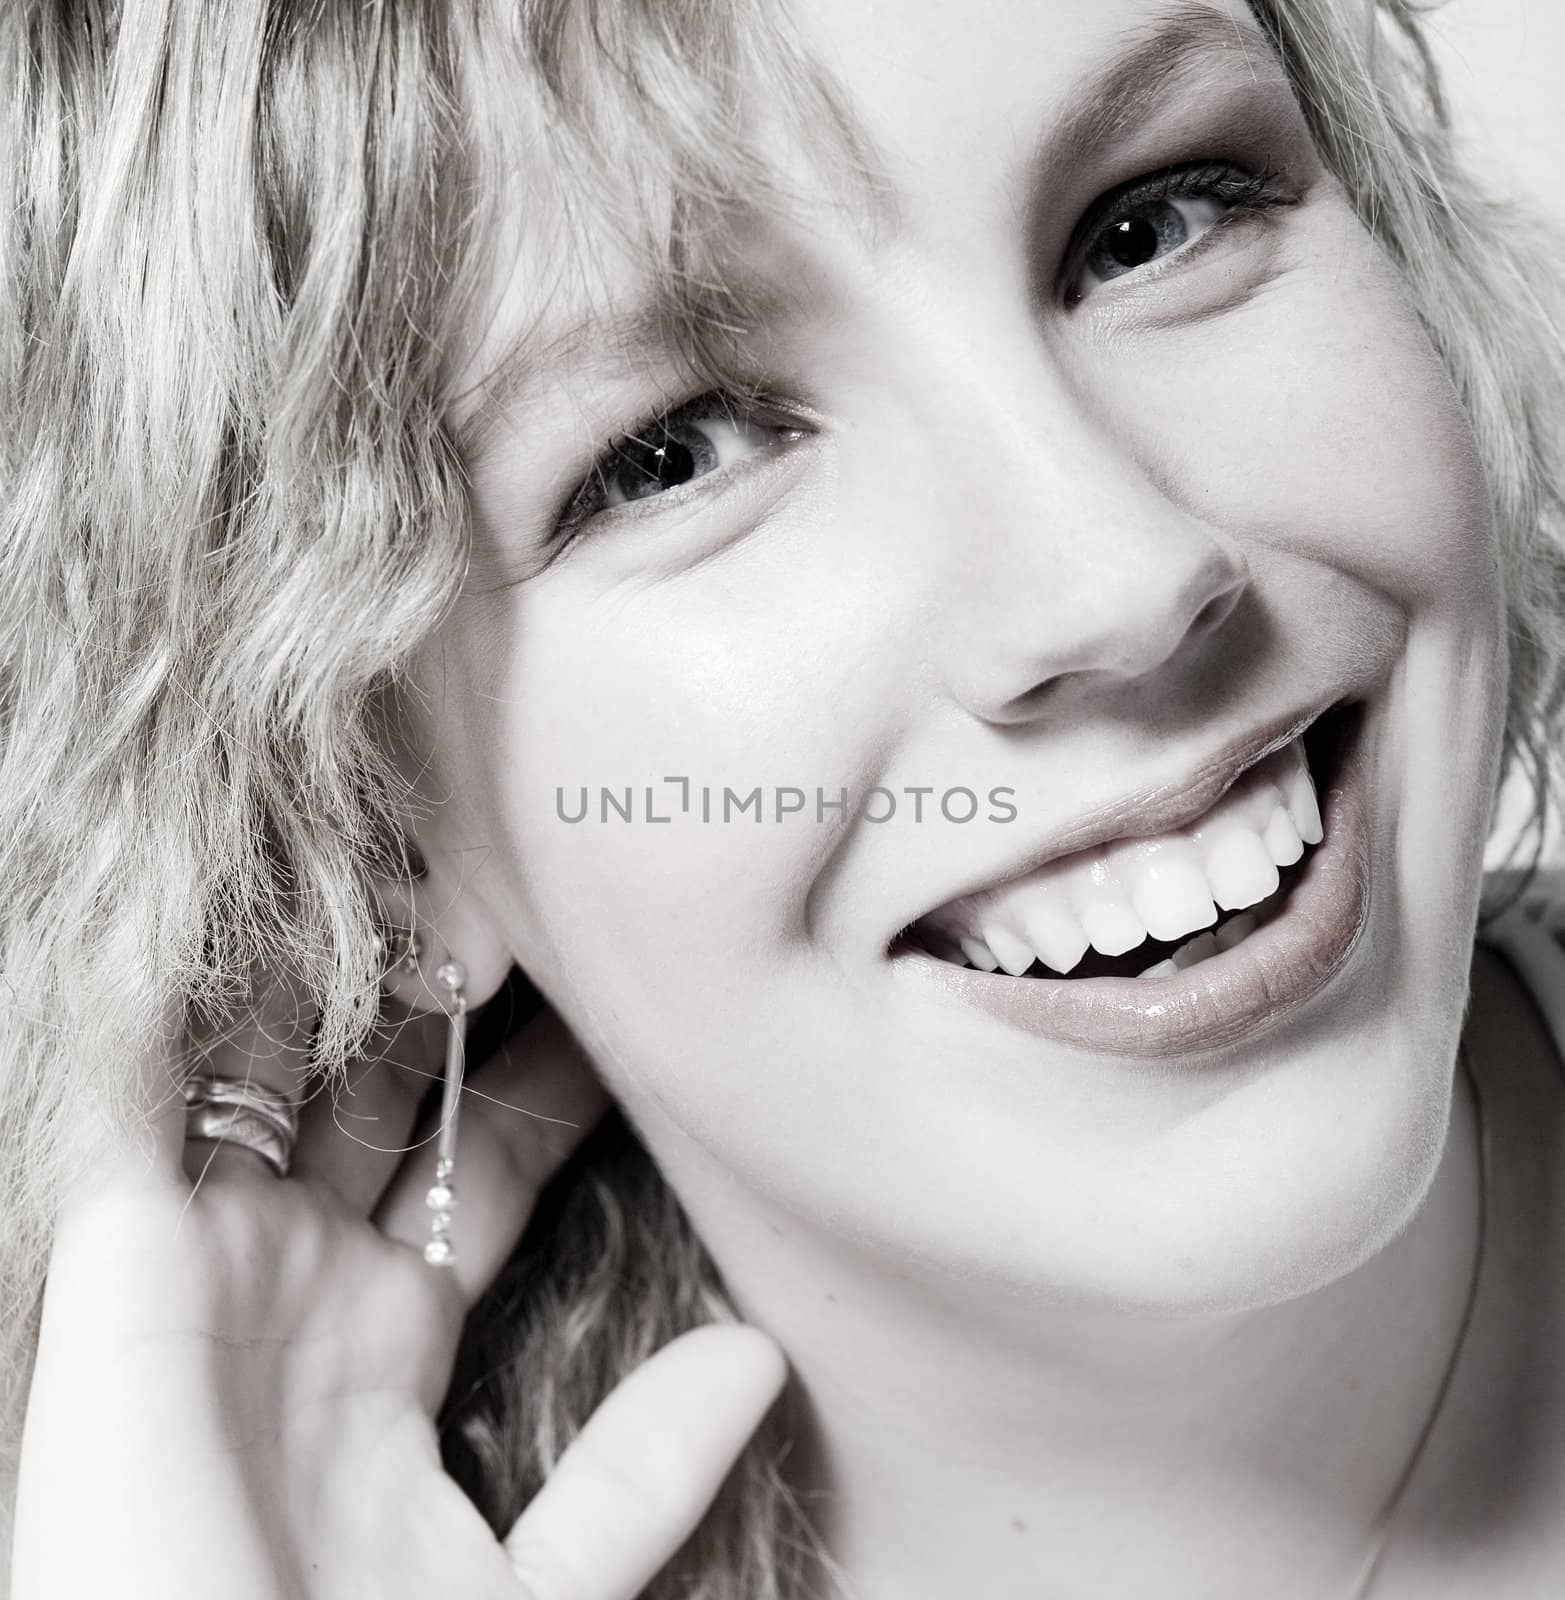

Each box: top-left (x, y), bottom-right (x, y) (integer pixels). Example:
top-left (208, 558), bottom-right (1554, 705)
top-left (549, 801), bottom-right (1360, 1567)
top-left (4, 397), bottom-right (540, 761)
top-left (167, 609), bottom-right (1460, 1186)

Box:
top-left (1191, 584), bottom-right (1241, 640)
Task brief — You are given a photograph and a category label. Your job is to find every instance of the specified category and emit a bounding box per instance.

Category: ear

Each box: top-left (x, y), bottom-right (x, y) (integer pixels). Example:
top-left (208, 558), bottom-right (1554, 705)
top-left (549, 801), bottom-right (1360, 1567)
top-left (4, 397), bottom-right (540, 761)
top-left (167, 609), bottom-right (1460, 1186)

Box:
top-left (368, 833), bottom-right (516, 1015)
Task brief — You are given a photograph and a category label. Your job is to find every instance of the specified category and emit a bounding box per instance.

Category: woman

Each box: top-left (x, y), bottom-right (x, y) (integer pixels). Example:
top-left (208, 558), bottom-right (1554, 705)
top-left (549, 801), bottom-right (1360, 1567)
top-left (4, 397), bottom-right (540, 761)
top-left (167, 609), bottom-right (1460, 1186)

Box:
top-left (5, 0), bottom-right (1565, 1593)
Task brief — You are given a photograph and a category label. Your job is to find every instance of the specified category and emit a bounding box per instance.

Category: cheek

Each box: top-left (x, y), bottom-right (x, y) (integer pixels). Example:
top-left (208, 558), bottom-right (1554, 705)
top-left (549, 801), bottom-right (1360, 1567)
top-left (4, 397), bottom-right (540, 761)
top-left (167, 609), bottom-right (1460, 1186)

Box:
top-left (1102, 202), bottom-right (1508, 886)
top-left (1106, 209), bottom-right (1507, 1096)
top-left (1102, 207), bottom-right (1498, 621)
top-left (439, 536), bottom-right (909, 1036)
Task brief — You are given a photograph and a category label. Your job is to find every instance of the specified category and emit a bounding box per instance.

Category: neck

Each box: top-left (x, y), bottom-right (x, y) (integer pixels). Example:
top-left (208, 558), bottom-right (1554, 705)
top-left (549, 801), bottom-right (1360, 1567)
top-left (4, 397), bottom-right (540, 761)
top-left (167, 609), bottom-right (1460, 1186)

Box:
top-left (669, 1058), bottom-right (1482, 1600)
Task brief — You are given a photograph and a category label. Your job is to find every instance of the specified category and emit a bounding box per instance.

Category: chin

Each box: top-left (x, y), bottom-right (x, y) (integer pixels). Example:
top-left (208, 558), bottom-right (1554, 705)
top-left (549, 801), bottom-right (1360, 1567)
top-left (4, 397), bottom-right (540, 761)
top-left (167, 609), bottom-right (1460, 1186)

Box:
top-left (1173, 1023), bottom-right (1460, 1314)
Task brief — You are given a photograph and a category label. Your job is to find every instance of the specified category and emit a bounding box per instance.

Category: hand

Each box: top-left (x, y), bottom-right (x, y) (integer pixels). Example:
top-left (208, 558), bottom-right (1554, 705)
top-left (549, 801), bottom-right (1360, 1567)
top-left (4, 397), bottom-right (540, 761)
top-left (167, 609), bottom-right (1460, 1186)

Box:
top-left (11, 974), bottom-right (786, 1600)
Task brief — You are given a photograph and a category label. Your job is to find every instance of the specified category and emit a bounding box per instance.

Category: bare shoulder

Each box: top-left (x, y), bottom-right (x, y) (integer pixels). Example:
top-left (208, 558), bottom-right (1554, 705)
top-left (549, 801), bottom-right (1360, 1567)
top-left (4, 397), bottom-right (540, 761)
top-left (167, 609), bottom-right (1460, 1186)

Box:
top-left (1376, 917), bottom-right (1565, 1596)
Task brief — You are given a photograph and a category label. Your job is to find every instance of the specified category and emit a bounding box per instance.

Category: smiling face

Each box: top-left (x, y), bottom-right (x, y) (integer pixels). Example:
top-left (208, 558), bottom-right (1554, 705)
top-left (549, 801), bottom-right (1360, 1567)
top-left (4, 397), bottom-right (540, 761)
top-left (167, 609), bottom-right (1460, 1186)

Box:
top-left (413, 0), bottom-right (1507, 1320)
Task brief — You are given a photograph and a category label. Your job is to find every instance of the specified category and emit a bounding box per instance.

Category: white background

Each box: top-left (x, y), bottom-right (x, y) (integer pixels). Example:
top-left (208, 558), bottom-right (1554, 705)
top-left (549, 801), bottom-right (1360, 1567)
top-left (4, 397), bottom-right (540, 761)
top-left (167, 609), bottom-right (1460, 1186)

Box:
top-left (1426, 0), bottom-right (1564, 209)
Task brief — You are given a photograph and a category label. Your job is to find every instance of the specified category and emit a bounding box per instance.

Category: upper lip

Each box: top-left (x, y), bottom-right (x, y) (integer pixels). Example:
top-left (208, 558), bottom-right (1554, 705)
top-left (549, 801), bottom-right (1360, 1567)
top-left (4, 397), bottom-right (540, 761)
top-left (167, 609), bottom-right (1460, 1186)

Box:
top-left (895, 699), bottom-right (1335, 947)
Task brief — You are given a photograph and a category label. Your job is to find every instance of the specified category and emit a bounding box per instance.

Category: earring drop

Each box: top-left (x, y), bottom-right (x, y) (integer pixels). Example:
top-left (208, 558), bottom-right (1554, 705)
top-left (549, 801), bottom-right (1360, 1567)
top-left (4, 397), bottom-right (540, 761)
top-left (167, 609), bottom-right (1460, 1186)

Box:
top-left (424, 959), bottom-right (467, 1268)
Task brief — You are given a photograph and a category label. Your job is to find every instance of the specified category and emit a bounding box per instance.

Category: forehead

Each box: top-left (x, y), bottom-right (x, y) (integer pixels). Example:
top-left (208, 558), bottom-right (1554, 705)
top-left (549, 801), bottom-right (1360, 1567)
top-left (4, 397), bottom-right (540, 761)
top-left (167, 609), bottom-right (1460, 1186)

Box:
top-left (450, 0), bottom-right (1282, 452)
top-left (792, 0), bottom-right (1269, 196)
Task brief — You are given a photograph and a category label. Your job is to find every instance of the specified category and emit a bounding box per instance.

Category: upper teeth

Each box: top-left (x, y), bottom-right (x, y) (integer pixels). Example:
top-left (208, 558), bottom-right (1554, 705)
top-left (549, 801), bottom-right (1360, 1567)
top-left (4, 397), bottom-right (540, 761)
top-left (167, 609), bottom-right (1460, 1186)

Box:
top-left (919, 737), bottom-right (1323, 975)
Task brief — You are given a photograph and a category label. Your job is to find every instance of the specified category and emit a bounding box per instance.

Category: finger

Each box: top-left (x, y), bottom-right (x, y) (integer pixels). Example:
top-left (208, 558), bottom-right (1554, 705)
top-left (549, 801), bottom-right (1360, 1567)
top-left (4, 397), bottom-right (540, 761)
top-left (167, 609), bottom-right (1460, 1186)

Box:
top-left (502, 1326), bottom-right (787, 1600)
top-left (288, 1000), bottom-right (443, 1213)
top-left (181, 970), bottom-right (315, 1187)
top-left (373, 1006), bottom-right (611, 1300)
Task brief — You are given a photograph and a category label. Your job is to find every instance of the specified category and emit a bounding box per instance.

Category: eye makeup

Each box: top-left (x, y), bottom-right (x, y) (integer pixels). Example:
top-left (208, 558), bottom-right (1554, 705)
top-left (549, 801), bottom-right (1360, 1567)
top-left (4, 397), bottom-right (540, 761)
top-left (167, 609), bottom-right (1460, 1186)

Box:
top-left (555, 389), bottom-right (813, 539)
top-left (1061, 157), bottom-right (1297, 306)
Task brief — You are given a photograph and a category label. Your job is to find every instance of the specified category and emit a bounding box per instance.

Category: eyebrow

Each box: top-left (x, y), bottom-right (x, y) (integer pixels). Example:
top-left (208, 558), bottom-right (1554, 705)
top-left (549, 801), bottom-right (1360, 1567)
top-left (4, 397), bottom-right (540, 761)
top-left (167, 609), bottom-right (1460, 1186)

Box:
top-left (455, 3), bottom-right (1278, 459)
top-left (454, 263), bottom-right (815, 460)
top-left (1039, 2), bottom-right (1277, 186)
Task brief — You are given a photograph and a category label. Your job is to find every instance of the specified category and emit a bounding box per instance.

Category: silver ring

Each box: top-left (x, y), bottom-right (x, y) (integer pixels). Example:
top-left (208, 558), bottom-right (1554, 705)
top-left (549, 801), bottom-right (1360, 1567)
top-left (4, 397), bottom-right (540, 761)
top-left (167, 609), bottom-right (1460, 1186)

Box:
top-left (182, 1075), bottom-right (301, 1178)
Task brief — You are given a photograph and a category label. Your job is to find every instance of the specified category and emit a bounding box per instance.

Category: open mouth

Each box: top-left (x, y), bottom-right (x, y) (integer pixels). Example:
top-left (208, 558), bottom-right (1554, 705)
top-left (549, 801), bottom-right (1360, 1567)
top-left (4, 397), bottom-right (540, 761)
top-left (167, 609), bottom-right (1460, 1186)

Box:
top-left (897, 705), bottom-right (1355, 983)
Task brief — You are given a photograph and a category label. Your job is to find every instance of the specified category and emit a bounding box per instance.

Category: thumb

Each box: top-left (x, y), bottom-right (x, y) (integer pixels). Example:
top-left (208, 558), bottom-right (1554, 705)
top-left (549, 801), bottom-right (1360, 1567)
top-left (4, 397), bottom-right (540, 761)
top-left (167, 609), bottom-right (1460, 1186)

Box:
top-left (55, 994), bottom-right (190, 1226)
top-left (503, 1324), bottom-right (789, 1600)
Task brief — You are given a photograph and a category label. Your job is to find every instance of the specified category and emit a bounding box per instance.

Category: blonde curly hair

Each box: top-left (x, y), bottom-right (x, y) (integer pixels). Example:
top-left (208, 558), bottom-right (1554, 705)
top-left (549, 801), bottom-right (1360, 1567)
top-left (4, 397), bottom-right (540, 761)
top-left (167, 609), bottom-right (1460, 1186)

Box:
top-left (2, 1), bottom-right (1562, 1593)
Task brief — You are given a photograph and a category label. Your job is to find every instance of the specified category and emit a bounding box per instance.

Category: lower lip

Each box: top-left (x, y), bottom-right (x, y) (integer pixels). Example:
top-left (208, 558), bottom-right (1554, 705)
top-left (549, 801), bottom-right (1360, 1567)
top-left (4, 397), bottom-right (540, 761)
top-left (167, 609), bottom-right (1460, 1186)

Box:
top-left (888, 713), bottom-right (1373, 1058)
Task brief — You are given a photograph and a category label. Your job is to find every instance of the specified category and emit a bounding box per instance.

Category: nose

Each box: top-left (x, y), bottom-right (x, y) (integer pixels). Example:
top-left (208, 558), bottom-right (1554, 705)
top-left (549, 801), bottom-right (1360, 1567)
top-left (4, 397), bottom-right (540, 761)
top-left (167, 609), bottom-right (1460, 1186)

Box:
top-left (930, 400), bottom-right (1251, 726)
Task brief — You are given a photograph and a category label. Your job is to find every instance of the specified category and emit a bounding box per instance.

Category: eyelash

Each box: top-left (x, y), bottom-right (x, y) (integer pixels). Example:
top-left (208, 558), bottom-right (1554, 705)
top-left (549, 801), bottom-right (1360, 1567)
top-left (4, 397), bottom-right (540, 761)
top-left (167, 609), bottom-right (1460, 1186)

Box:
top-left (555, 388), bottom-right (807, 540)
top-left (557, 158), bottom-right (1294, 538)
top-left (1063, 157), bottom-right (1292, 306)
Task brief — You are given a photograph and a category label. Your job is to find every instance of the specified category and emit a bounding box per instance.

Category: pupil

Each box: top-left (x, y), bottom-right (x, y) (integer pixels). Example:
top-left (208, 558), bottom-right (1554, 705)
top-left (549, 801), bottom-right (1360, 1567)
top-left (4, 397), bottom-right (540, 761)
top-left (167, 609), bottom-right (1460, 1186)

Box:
top-left (618, 432), bottom-right (697, 499)
top-left (1106, 215), bottom-right (1160, 269)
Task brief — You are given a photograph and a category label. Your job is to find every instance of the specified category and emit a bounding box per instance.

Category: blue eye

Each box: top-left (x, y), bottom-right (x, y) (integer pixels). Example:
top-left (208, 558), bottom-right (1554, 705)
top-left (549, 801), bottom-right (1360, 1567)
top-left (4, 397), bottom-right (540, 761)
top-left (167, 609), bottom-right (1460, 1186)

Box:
top-left (561, 393), bottom-right (804, 533)
top-left (1066, 160), bottom-right (1292, 304)
top-left (1081, 193), bottom-right (1227, 285)
top-left (602, 413), bottom-right (723, 506)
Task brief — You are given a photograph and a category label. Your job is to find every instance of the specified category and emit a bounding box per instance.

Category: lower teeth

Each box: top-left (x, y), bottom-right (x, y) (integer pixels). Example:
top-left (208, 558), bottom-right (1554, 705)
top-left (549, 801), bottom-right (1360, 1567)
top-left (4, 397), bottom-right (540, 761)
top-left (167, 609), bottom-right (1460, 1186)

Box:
top-left (1138, 891), bottom-right (1279, 978)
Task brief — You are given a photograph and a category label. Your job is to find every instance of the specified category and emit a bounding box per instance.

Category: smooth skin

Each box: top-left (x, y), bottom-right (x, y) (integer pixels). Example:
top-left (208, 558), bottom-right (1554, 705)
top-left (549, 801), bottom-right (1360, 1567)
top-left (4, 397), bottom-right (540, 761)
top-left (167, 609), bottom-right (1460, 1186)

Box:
top-left (11, 962), bottom-right (786, 1600)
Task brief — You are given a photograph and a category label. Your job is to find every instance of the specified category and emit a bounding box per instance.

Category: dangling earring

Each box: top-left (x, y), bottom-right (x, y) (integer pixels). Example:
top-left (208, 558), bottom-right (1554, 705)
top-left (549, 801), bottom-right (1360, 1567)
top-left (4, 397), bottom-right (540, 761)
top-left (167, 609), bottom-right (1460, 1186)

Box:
top-left (423, 959), bottom-right (467, 1268)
